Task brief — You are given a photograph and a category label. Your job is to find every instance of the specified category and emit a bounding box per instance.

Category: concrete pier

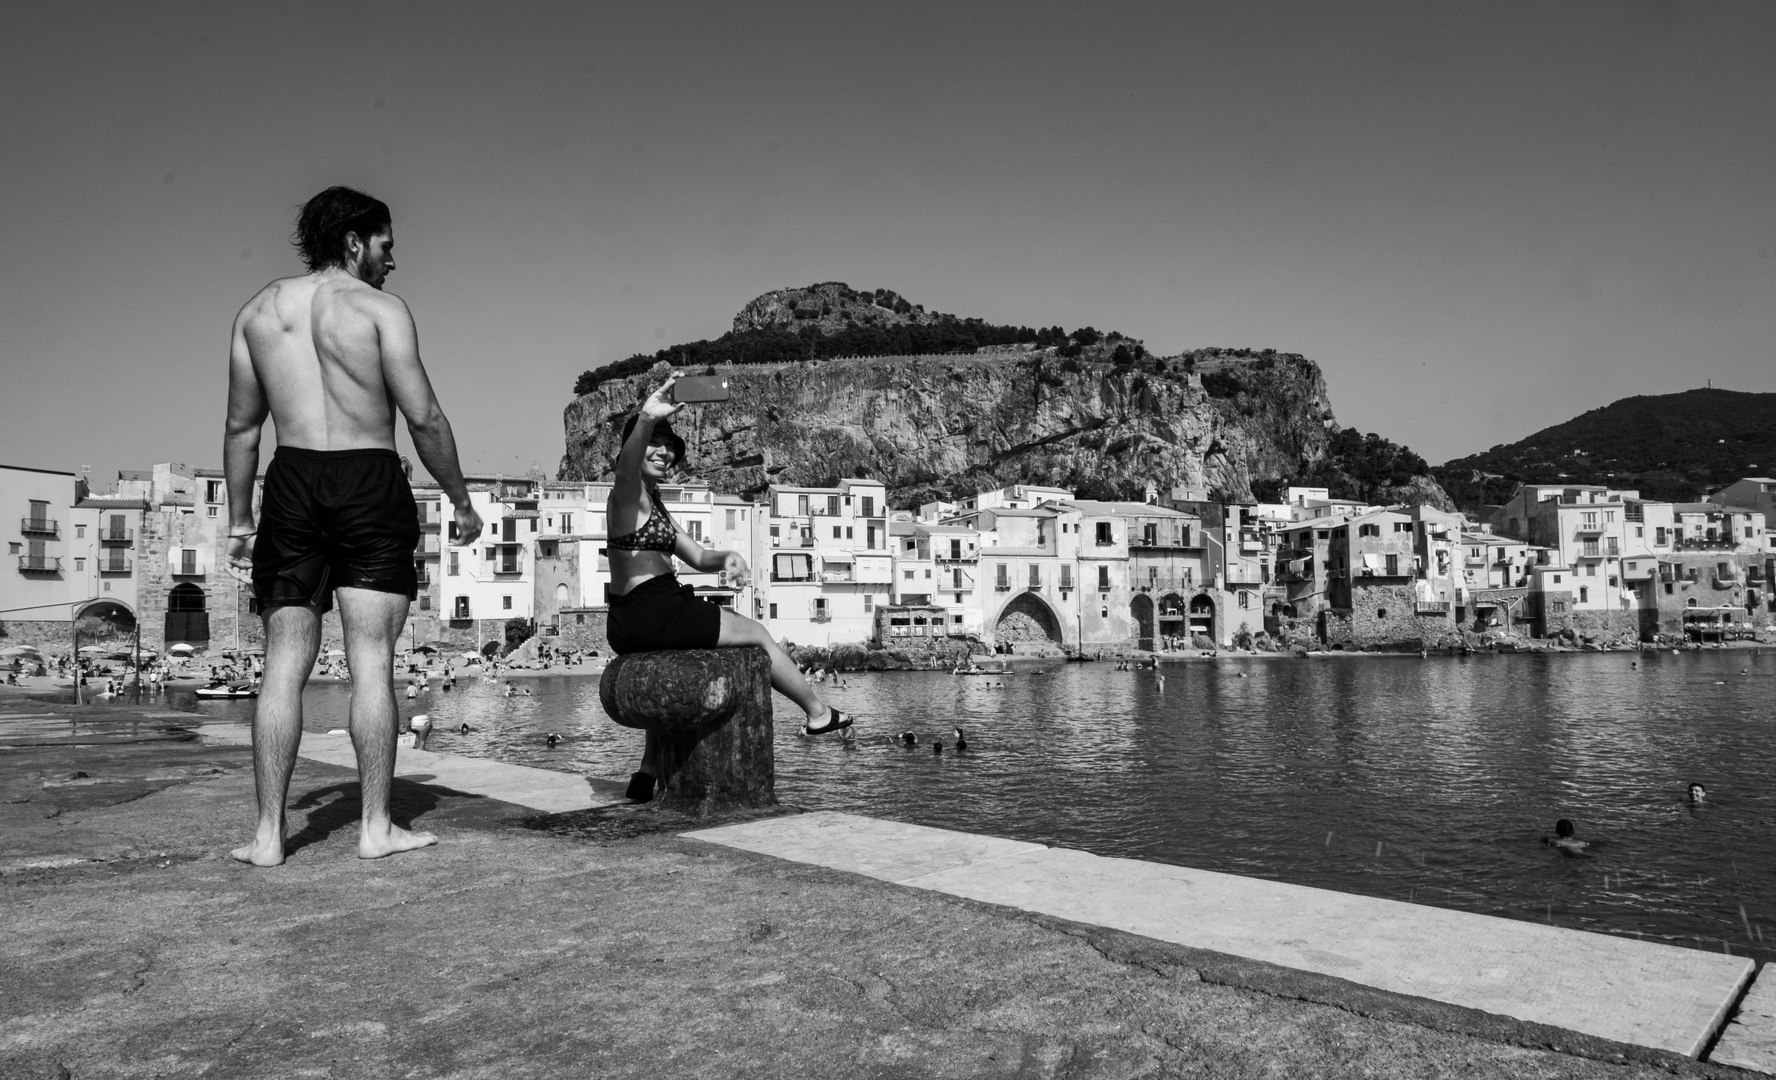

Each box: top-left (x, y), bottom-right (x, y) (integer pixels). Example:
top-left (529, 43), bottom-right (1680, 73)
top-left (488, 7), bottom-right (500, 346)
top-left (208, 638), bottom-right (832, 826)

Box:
top-left (687, 811), bottom-right (1757, 1059)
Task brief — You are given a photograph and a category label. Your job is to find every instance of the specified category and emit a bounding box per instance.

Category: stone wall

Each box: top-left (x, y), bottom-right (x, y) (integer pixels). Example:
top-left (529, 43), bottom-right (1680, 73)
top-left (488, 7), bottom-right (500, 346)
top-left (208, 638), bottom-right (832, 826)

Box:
top-left (552, 607), bottom-right (610, 653)
top-left (0, 620), bottom-right (74, 651)
top-left (1327, 582), bottom-right (1459, 650)
top-left (1538, 602), bottom-right (1647, 644)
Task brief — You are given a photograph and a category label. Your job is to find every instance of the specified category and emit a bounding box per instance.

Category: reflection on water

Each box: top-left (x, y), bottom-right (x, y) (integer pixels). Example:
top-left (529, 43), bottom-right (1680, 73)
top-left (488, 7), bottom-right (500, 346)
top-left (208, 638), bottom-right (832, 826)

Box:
top-left (187, 651), bottom-right (1776, 964)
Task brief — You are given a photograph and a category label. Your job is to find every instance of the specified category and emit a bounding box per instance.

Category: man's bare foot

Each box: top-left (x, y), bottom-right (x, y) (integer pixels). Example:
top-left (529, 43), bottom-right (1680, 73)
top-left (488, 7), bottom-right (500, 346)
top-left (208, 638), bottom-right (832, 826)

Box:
top-left (230, 832), bottom-right (285, 867)
top-left (358, 823), bottom-right (438, 860)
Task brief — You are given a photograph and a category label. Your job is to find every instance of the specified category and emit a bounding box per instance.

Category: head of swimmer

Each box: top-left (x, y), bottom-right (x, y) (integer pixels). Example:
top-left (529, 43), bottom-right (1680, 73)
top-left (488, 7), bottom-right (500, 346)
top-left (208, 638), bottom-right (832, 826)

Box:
top-left (295, 186), bottom-right (395, 289)
top-left (1688, 782), bottom-right (1707, 803)
top-left (1554, 818), bottom-right (1575, 838)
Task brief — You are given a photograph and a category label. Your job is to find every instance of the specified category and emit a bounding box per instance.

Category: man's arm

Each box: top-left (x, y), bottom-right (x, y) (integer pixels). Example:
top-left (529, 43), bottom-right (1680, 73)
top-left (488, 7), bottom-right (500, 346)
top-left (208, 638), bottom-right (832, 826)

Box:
top-left (223, 312), bottom-right (269, 583)
top-left (376, 294), bottom-right (482, 544)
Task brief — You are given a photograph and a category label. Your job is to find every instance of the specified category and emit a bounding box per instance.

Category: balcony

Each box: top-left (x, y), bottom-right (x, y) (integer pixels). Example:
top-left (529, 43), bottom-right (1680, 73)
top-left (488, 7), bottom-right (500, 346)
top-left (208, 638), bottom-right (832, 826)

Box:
top-left (771, 573), bottom-right (815, 584)
top-left (18, 555), bottom-right (61, 573)
top-left (98, 557), bottom-right (132, 575)
top-left (811, 613), bottom-right (832, 624)
top-left (416, 571), bottom-right (433, 587)
top-left (1415, 601), bottom-right (1452, 614)
top-left (20, 517), bottom-right (59, 538)
top-left (1673, 538), bottom-right (1738, 551)
top-left (100, 529), bottom-right (134, 545)
top-left (491, 562), bottom-right (524, 577)
top-left (170, 562), bottom-right (206, 578)
top-left (819, 569), bottom-right (854, 583)
top-left (1573, 523), bottom-right (1606, 535)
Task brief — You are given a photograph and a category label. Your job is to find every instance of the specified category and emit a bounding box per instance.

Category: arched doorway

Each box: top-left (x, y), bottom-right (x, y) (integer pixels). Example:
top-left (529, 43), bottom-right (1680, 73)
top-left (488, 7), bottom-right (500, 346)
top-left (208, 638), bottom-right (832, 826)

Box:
top-left (166, 583), bottom-right (208, 645)
top-left (1130, 594), bottom-right (1155, 651)
top-left (995, 592), bottom-right (1062, 650)
top-left (1157, 592), bottom-right (1186, 649)
top-left (1187, 593), bottom-right (1216, 644)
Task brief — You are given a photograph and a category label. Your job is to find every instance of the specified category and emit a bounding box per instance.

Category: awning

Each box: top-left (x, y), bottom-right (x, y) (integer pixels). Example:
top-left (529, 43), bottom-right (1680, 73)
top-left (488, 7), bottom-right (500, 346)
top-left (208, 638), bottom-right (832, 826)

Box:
top-left (821, 551), bottom-right (855, 564)
top-left (773, 553), bottom-right (812, 577)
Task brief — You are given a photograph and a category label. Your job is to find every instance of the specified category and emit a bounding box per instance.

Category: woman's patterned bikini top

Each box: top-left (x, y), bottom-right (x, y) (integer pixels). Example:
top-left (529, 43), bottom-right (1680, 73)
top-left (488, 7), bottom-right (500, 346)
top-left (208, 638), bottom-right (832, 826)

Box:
top-left (607, 486), bottom-right (677, 553)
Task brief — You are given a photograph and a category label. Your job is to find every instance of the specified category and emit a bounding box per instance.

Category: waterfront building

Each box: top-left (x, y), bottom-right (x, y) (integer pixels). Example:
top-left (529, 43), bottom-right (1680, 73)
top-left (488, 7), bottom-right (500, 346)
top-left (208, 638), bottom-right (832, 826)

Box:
top-left (1455, 529), bottom-right (1549, 634)
top-left (1709, 478), bottom-right (1776, 554)
top-left (1323, 505), bottom-right (1464, 648)
top-left (1, 464), bottom-right (83, 646)
top-left (1069, 500), bottom-right (1208, 651)
top-left (1273, 514), bottom-right (1354, 625)
top-left (754, 480), bottom-right (891, 647)
top-left (888, 520), bottom-right (982, 638)
top-left (951, 503), bottom-right (1073, 653)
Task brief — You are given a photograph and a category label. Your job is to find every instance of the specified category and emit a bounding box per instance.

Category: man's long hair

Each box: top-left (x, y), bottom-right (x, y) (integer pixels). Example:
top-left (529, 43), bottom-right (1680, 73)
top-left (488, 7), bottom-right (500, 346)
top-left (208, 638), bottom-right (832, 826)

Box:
top-left (292, 187), bottom-right (391, 272)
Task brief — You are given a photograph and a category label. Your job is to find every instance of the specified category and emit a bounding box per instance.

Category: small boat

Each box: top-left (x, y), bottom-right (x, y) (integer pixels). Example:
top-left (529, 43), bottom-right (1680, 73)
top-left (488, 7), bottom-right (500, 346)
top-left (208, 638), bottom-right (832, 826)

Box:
top-left (195, 680), bottom-right (260, 699)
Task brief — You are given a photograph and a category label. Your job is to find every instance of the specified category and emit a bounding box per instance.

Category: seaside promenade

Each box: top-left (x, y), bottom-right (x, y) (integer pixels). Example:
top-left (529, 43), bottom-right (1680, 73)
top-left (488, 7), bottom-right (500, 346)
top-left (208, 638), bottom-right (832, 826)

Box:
top-left (2, 689), bottom-right (1772, 1079)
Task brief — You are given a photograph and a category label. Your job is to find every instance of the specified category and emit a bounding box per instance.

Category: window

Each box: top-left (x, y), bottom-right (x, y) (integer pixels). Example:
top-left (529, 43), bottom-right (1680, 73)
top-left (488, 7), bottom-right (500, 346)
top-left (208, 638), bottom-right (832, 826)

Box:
top-left (864, 593), bottom-right (873, 612)
top-left (1626, 561), bottom-right (1637, 571)
top-left (529, 518), bottom-right (537, 533)
top-left (419, 595), bottom-right (431, 611)
top-left (1060, 566), bottom-right (1073, 589)
top-left (1635, 526), bottom-right (1643, 538)
top-left (905, 570), bottom-right (915, 580)
top-left (995, 564), bottom-right (1008, 588)
top-left (846, 527), bottom-right (854, 540)
top-left (1377, 608), bottom-right (1388, 619)
top-left (1586, 563), bottom-right (1597, 577)
top-left (725, 509), bottom-right (736, 529)
top-left (814, 597), bottom-right (828, 617)
top-left (797, 495), bottom-right (810, 516)
top-left (1656, 528), bottom-right (1668, 546)
top-left (1608, 576), bottom-right (1618, 586)
top-left (502, 595), bottom-right (513, 610)
top-left (861, 496), bottom-right (874, 518)
top-left (1095, 522), bottom-right (1113, 545)
top-left (1579, 587), bottom-right (1589, 603)
top-left (1606, 537), bottom-right (1618, 555)
top-left (74, 558), bottom-right (85, 571)
top-left (206, 480), bottom-right (223, 503)
top-left (1028, 565), bottom-right (1041, 588)
top-left (453, 596), bottom-right (469, 618)
top-left (485, 547), bottom-right (495, 561)
top-left (1583, 539), bottom-right (1599, 556)
top-left (950, 539), bottom-right (962, 559)
top-left (1142, 523), bottom-right (1157, 545)
top-left (1316, 530), bottom-right (1328, 540)
top-left (1149, 566), bottom-right (1158, 584)
top-left (688, 520), bottom-right (702, 542)
top-left (449, 551), bottom-right (459, 576)
top-left (953, 568), bottom-right (963, 587)
top-left (6, 543), bottom-right (17, 555)
top-left (833, 526), bottom-right (842, 540)
top-left (1359, 524), bottom-right (1380, 537)
top-left (1098, 565), bottom-right (1110, 589)
top-left (1385, 554), bottom-right (1399, 576)
top-left (75, 524), bottom-right (85, 538)
top-left (1393, 522), bottom-right (1411, 533)
top-left (769, 603), bottom-right (778, 619)
top-left (770, 525), bottom-right (780, 541)
top-left (924, 568), bottom-right (932, 578)
top-left (561, 514), bottom-right (573, 534)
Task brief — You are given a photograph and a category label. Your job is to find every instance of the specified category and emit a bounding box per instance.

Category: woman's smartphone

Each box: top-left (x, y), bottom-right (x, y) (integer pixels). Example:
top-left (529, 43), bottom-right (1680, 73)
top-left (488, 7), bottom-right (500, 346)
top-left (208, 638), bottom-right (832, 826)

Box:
top-left (671, 375), bottom-right (731, 403)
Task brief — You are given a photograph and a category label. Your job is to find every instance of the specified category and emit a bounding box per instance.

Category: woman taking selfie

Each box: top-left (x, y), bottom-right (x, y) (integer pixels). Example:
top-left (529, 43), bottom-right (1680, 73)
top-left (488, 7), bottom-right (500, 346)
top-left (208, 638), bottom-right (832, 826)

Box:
top-left (606, 374), bottom-right (854, 800)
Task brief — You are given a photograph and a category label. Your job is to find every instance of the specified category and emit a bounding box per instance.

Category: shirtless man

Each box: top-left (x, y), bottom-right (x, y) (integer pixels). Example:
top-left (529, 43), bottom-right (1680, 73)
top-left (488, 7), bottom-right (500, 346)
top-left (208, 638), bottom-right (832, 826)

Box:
top-left (223, 186), bottom-right (482, 866)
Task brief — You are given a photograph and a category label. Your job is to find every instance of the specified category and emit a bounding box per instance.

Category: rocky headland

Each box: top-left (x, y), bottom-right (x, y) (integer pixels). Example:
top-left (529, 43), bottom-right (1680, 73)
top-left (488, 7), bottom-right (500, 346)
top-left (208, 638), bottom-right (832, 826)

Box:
top-left (561, 284), bottom-right (1452, 509)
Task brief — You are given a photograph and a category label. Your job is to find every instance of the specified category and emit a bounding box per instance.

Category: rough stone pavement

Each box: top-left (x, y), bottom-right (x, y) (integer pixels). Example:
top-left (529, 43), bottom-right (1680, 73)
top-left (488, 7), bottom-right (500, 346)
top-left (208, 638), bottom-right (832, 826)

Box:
top-left (0, 697), bottom-right (1761, 1079)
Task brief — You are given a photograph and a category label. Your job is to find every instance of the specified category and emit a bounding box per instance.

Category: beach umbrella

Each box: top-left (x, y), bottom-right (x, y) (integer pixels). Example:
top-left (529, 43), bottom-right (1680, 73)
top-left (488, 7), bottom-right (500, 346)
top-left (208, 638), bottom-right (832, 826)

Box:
top-left (411, 644), bottom-right (438, 654)
top-left (460, 651), bottom-right (481, 660)
top-left (79, 644), bottom-right (112, 656)
top-left (169, 643), bottom-right (196, 655)
top-left (325, 649), bottom-right (347, 659)
top-left (0, 644), bottom-right (43, 659)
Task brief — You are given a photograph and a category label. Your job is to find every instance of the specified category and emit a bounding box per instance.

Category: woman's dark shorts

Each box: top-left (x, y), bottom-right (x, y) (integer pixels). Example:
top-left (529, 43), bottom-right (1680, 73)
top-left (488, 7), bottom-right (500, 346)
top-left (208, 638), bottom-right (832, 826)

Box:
top-left (606, 573), bottom-right (723, 654)
top-left (252, 446), bottom-right (420, 615)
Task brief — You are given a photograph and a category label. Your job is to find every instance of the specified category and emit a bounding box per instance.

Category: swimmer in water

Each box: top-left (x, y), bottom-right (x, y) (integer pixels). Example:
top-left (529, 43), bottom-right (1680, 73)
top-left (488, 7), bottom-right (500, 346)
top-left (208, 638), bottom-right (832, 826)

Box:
top-left (1688, 782), bottom-right (1707, 804)
top-left (1543, 818), bottom-right (1590, 854)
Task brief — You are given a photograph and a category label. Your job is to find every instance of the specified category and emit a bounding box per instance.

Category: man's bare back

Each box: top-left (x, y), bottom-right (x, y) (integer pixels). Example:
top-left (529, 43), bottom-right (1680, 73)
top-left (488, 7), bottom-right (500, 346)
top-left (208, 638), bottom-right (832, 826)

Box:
top-left (223, 189), bottom-right (480, 867)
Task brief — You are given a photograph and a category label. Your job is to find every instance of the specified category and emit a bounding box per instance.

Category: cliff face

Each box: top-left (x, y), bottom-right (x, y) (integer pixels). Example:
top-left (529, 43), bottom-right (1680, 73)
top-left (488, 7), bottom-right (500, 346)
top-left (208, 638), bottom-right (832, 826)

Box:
top-left (558, 350), bottom-right (1439, 509)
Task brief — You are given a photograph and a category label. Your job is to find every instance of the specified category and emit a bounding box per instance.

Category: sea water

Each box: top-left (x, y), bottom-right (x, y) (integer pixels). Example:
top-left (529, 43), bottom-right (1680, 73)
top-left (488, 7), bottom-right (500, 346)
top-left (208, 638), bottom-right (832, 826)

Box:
top-left (185, 649), bottom-right (1776, 965)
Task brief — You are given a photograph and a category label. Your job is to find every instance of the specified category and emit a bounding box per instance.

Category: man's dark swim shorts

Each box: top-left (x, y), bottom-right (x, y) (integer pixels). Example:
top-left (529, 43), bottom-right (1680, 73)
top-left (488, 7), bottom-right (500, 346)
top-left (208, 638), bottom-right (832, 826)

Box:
top-left (605, 573), bottom-right (722, 654)
top-left (252, 447), bottom-right (419, 615)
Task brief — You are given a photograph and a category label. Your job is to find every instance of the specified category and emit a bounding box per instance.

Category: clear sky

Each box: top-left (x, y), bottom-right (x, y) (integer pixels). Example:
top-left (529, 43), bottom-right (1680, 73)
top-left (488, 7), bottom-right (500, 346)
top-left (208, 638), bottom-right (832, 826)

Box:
top-left (3, 1), bottom-right (1772, 486)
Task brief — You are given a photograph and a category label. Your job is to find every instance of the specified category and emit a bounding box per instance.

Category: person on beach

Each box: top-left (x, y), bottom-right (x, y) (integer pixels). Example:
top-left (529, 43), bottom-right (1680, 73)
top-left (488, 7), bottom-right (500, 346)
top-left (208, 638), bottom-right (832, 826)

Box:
top-left (606, 374), bottom-right (853, 802)
top-left (222, 186), bottom-right (482, 866)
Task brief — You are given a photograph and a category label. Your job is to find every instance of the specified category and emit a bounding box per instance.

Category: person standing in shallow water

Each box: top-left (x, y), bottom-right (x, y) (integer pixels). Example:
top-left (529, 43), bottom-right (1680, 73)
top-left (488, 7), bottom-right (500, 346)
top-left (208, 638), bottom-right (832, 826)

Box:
top-left (222, 186), bottom-right (483, 866)
top-left (605, 374), bottom-right (853, 801)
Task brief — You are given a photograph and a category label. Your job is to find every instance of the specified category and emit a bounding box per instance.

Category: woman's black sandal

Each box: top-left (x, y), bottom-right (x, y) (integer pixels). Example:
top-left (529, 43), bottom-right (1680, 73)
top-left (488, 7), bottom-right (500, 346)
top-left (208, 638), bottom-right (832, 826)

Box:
top-left (803, 708), bottom-right (854, 737)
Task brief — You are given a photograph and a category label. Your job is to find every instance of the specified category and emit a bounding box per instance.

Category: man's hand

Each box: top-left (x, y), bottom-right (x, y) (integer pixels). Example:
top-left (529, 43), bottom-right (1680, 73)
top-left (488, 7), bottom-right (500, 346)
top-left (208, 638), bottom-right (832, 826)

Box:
top-left (224, 533), bottom-right (254, 585)
top-left (722, 551), bottom-right (751, 589)
top-left (452, 503), bottom-right (484, 546)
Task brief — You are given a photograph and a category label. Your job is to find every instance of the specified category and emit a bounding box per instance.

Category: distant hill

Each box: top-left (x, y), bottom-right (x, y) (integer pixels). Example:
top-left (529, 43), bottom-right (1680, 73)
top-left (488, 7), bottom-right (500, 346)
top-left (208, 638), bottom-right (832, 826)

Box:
top-left (1434, 389), bottom-right (1776, 510)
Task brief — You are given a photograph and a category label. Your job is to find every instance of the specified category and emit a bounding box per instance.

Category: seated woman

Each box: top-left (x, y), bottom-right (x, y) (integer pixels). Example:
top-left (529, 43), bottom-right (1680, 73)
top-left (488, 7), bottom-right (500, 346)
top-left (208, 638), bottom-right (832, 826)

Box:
top-left (607, 375), bottom-right (853, 801)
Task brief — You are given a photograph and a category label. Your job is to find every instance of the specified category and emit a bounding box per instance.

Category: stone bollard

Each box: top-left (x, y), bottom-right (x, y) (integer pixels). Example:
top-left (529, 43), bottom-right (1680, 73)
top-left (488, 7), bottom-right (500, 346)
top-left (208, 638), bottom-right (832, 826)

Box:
top-left (598, 646), bottom-right (776, 815)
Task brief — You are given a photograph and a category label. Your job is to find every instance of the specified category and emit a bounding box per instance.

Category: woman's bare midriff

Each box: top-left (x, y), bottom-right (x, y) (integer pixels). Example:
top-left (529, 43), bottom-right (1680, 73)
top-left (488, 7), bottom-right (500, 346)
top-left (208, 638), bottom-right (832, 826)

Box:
top-left (608, 549), bottom-right (674, 597)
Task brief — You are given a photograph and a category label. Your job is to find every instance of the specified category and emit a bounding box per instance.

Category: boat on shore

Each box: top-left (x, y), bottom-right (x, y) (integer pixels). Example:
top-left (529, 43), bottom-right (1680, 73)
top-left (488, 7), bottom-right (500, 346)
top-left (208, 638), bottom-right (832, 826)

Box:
top-left (195, 680), bottom-right (259, 699)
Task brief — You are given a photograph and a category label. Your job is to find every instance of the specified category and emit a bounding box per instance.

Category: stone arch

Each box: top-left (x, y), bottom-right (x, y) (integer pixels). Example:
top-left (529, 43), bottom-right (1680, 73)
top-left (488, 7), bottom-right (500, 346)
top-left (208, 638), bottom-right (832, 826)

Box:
top-left (1130, 594), bottom-right (1155, 651)
top-left (1187, 593), bottom-right (1217, 644)
top-left (995, 591), bottom-right (1062, 646)
top-left (165, 583), bottom-right (209, 645)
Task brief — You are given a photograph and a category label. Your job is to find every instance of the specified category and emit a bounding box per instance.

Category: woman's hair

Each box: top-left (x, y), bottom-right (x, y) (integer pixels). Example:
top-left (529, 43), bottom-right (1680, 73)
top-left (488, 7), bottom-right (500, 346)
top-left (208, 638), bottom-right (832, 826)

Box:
top-left (293, 187), bottom-right (392, 272)
top-left (1554, 818), bottom-right (1574, 837)
top-left (619, 413), bottom-right (686, 467)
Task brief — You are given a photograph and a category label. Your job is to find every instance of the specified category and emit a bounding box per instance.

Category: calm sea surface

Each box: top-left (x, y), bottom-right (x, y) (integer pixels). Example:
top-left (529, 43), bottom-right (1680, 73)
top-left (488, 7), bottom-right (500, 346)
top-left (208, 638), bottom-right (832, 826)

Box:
top-left (183, 650), bottom-right (1776, 965)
